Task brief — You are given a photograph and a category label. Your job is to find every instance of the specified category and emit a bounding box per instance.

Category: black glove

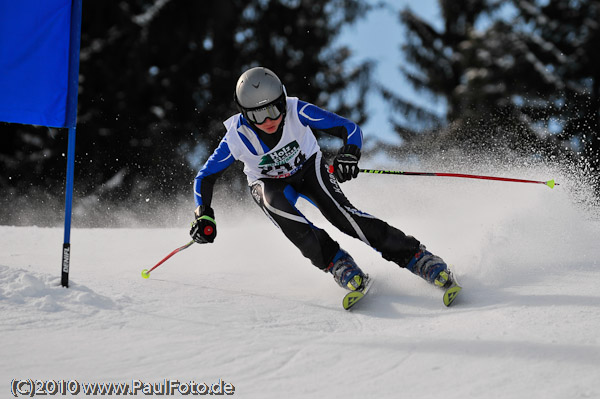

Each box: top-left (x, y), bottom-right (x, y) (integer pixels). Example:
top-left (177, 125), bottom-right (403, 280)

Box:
top-left (190, 205), bottom-right (217, 243)
top-left (333, 144), bottom-right (361, 183)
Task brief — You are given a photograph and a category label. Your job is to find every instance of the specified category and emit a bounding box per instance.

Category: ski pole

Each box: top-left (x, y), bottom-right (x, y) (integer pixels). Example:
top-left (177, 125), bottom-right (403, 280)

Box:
top-left (358, 169), bottom-right (558, 188)
top-left (141, 240), bottom-right (195, 279)
top-left (328, 165), bottom-right (558, 188)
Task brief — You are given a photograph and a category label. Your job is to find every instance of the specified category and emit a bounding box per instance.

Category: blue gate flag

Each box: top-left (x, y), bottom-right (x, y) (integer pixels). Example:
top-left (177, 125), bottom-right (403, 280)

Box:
top-left (0, 0), bottom-right (82, 288)
top-left (0, 0), bottom-right (75, 128)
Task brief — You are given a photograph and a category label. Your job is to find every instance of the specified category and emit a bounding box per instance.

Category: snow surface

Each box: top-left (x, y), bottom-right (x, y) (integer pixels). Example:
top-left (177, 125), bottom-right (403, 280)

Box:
top-left (1, 163), bottom-right (599, 399)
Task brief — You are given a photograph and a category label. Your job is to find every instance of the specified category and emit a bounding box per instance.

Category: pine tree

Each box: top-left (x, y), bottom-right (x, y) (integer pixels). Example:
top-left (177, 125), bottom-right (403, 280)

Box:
top-left (384, 0), bottom-right (503, 144)
top-left (389, 0), bottom-right (599, 181)
top-left (511, 0), bottom-right (600, 178)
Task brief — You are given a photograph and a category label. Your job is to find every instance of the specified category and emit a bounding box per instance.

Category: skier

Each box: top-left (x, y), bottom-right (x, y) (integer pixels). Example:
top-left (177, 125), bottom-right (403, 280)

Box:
top-left (190, 67), bottom-right (460, 305)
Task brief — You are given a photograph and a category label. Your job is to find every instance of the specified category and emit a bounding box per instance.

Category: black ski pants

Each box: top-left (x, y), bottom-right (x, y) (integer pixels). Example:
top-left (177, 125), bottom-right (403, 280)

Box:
top-left (250, 152), bottom-right (421, 270)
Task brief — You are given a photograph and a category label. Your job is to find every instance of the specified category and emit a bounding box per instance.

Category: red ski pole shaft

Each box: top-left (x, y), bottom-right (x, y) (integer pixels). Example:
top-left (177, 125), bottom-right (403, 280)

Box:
top-left (357, 168), bottom-right (558, 188)
top-left (141, 240), bottom-right (194, 278)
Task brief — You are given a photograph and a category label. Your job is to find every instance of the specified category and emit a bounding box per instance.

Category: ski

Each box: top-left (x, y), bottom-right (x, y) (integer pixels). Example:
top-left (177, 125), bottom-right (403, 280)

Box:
top-left (340, 273), bottom-right (460, 310)
top-left (443, 276), bottom-right (462, 307)
top-left (342, 275), bottom-right (374, 310)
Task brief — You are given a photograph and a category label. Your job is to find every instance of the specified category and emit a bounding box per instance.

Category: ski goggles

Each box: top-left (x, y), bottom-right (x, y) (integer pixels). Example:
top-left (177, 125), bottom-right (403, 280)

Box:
top-left (244, 98), bottom-right (286, 124)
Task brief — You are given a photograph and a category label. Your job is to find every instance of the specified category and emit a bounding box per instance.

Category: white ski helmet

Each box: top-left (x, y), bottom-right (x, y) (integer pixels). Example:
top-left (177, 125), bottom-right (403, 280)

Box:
top-left (234, 67), bottom-right (287, 124)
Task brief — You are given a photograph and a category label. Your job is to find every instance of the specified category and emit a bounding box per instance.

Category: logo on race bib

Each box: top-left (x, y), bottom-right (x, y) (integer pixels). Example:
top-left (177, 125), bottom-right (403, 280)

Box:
top-left (259, 141), bottom-right (306, 177)
top-left (259, 141), bottom-right (300, 166)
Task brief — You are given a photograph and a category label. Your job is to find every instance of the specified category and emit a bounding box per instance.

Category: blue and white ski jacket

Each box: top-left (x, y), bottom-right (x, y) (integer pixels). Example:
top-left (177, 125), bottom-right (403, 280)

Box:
top-left (194, 97), bottom-right (363, 206)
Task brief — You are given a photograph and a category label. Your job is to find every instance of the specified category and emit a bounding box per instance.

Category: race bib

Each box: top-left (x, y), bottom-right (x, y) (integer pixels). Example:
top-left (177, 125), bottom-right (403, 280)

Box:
top-left (258, 141), bottom-right (307, 178)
